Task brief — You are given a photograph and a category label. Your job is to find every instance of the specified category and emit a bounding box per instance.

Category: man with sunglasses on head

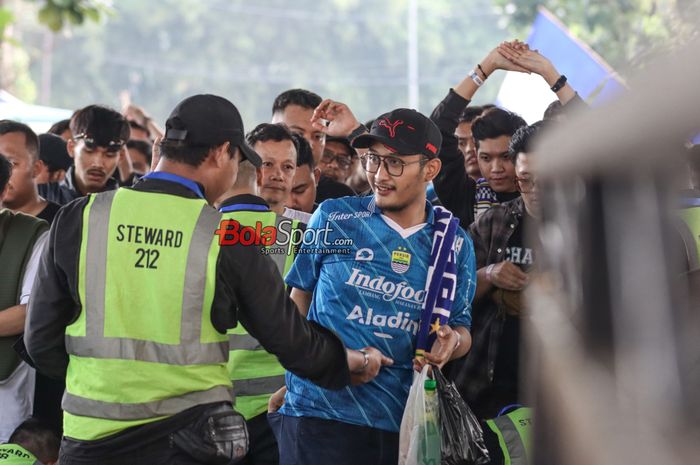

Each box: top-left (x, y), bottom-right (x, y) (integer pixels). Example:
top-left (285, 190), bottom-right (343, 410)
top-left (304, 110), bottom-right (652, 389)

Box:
top-left (453, 121), bottom-right (548, 421)
top-left (39, 105), bottom-right (129, 206)
top-left (268, 100), bottom-right (476, 465)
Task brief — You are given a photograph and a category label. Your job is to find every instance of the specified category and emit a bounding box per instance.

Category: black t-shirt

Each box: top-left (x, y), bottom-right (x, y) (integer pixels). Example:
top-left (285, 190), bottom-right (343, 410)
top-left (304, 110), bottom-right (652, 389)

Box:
top-left (495, 190), bottom-right (520, 204)
top-left (37, 201), bottom-right (61, 224)
top-left (488, 213), bottom-right (535, 414)
top-left (315, 176), bottom-right (355, 204)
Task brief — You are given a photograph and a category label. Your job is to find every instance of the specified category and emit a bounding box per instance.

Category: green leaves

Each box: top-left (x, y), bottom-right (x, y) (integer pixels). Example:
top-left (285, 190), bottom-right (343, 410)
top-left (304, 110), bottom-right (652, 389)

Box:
top-left (35, 0), bottom-right (104, 32)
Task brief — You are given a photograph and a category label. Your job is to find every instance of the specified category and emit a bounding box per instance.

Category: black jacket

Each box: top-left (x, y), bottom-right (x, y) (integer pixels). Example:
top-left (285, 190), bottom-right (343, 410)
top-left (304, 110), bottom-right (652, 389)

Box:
top-left (38, 166), bottom-right (119, 206)
top-left (25, 177), bottom-right (350, 387)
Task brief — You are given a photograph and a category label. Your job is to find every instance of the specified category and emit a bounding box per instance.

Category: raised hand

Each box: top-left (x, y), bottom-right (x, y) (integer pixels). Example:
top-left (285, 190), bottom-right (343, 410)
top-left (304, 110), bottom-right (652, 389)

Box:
top-left (480, 40), bottom-right (532, 76)
top-left (497, 43), bottom-right (560, 84)
top-left (310, 99), bottom-right (362, 138)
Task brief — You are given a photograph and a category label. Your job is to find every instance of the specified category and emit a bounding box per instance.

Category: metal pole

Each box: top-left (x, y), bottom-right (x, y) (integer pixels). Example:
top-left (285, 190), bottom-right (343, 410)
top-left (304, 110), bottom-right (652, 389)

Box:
top-left (407, 0), bottom-right (419, 109)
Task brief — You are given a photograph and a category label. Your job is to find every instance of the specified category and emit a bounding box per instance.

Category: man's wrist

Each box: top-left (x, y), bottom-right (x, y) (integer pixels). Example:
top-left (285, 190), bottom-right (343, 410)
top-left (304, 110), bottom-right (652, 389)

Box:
top-left (351, 349), bottom-right (369, 374)
top-left (485, 263), bottom-right (496, 283)
top-left (347, 123), bottom-right (368, 141)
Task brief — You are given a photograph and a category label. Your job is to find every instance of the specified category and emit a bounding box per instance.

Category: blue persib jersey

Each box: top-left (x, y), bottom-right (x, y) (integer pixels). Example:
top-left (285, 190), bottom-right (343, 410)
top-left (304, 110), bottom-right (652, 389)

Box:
top-left (282, 195), bottom-right (476, 432)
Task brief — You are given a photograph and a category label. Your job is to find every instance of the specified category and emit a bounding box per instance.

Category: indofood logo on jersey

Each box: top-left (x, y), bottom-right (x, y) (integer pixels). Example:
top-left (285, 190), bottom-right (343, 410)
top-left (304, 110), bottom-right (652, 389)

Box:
top-left (345, 268), bottom-right (426, 305)
top-left (391, 247), bottom-right (411, 274)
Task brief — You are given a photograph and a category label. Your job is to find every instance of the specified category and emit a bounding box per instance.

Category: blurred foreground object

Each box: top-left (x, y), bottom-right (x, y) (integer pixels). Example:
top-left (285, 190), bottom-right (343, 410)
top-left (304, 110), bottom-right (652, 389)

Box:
top-left (526, 37), bottom-right (700, 465)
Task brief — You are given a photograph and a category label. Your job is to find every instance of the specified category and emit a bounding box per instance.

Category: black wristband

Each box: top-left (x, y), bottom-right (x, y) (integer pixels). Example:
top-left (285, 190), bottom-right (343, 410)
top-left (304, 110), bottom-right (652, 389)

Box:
top-left (477, 63), bottom-right (488, 79)
top-left (551, 75), bottom-right (567, 93)
top-left (348, 124), bottom-right (368, 142)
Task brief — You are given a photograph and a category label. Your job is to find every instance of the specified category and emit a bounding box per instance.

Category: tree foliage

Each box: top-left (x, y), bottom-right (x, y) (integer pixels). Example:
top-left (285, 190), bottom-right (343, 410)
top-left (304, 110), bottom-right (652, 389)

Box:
top-left (23, 0), bottom-right (512, 127)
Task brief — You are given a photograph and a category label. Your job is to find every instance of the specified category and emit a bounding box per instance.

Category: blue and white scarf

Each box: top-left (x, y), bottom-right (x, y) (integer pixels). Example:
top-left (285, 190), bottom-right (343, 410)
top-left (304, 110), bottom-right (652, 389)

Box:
top-left (415, 206), bottom-right (460, 355)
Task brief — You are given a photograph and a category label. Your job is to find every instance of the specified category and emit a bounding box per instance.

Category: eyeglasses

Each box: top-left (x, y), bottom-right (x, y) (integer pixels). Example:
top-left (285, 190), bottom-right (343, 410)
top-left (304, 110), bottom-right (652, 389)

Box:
top-left (321, 150), bottom-right (353, 169)
top-left (360, 152), bottom-right (427, 177)
top-left (74, 133), bottom-right (125, 153)
top-left (515, 176), bottom-right (538, 193)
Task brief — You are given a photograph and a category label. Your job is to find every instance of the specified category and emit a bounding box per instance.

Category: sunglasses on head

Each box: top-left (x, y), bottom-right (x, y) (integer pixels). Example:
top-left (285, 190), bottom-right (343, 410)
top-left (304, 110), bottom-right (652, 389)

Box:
top-left (74, 133), bottom-right (125, 153)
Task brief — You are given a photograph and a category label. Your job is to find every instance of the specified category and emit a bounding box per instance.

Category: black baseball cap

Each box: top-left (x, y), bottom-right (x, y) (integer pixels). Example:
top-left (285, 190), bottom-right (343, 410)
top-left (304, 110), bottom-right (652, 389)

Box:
top-left (163, 94), bottom-right (261, 167)
top-left (325, 136), bottom-right (356, 157)
top-left (352, 108), bottom-right (442, 158)
top-left (38, 133), bottom-right (72, 172)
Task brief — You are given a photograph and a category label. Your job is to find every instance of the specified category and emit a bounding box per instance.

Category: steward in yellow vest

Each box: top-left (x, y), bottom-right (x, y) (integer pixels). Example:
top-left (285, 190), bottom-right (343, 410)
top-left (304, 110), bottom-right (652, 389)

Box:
top-left (24, 95), bottom-right (381, 465)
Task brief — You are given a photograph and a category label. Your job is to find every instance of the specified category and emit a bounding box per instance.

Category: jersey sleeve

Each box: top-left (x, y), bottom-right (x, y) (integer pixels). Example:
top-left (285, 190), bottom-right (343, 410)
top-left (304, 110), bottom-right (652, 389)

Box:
top-left (448, 229), bottom-right (477, 329)
top-left (284, 203), bottom-right (329, 291)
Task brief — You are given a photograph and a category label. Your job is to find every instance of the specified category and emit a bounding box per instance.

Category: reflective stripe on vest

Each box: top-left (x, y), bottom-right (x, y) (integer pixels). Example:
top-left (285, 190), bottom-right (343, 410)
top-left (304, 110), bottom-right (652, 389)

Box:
top-left (64, 189), bottom-right (232, 434)
top-left (485, 407), bottom-right (533, 465)
top-left (232, 375), bottom-right (287, 397)
top-left (65, 191), bottom-right (228, 365)
top-left (0, 443), bottom-right (42, 464)
top-left (222, 209), bottom-right (299, 419)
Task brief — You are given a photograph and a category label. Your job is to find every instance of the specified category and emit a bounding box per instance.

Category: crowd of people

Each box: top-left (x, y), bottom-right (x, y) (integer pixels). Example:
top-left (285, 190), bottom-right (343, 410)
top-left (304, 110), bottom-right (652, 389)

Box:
top-left (0, 39), bottom-right (697, 465)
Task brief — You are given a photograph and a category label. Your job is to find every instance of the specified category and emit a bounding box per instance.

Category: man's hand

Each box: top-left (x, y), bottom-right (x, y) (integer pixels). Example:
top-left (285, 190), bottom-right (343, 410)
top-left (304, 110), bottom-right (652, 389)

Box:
top-left (268, 386), bottom-right (287, 413)
top-left (349, 347), bottom-right (393, 385)
top-left (310, 99), bottom-right (362, 138)
top-left (488, 261), bottom-right (529, 291)
top-left (413, 325), bottom-right (460, 371)
top-left (480, 40), bottom-right (532, 76)
top-left (497, 43), bottom-right (560, 85)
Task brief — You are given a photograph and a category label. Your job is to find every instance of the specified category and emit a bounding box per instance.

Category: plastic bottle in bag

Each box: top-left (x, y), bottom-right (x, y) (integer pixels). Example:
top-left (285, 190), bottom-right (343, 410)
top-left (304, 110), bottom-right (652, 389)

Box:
top-left (419, 378), bottom-right (441, 465)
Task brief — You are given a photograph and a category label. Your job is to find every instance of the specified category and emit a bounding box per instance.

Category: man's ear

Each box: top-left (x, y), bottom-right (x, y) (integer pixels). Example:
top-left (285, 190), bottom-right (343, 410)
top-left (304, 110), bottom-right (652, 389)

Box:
top-left (424, 157), bottom-right (442, 182)
top-left (32, 159), bottom-right (44, 178)
top-left (67, 139), bottom-right (76, 159)
top-left (313, 167), bottom-right (321, 184)
top-left (256, 167), bottom-right (263, 187)
top-left (212, 142), bottom-right (231, 168)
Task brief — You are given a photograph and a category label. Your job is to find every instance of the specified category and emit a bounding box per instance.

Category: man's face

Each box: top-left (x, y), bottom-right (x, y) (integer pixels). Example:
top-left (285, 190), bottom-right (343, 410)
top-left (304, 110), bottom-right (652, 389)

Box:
top-left (128, 148), bottom-right (150, 175)
top-left (256, 139), bottom-right (297, 208)
top-left (477, 135), bottom-right (517, 193)
top-left (319, 140), bottom-right (353, 183)
top-left (272, 105), bottom-right (325, 164)
top-left (68, 138), bottom-right (123, 194)
top-left (0, 132), bottom-right (39, 209)
top-left (515, 152), bottom-right (539, 217)
top-left (365, 143), bottom-right (433, 213)
top-left (288, 164), bottom-right (319, 213)
top-left (455, 121), bottom-right (481, 180)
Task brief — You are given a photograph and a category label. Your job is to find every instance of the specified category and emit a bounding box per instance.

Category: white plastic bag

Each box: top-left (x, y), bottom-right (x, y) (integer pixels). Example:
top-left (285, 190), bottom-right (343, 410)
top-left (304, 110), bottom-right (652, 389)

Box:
top-left (398, 365), bottom-right (441, 465)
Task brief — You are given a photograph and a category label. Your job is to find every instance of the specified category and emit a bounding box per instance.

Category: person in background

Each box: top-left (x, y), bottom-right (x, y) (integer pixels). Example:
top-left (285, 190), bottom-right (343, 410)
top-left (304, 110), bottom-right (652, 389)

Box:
top-left (450, 121), bottom-right (548, 419)
top-left (35, 134), bottom-right (72, 185)
top-left (286, 133), bottom-right (319, 219)
top-left (126, 139), bottom-right (152, 176)
top-left (47, 119), bottom-right (71, 142)
top-left (0, 122), bottom-right (60, 223)
top-left (319, 136), bottom-right (355, 185)
top-left (271, 88), bottom-right (355, 203)
top-left (39, 105), bottom-right (128, 205)
top-left (455, 105), bottom-right (488, 182)
top-left (431, 40), bottom-right (581, 229)
top-left (0, 418), bottom-right (60, 465)
top-left (250, 123), bottom-right (298, 216)
top-left (0, 154), bottom-right (49, 443)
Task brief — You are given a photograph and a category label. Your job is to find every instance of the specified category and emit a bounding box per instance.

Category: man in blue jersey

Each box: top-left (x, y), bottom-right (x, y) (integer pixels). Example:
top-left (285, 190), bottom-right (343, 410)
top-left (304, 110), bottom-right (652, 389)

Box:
top-left (269, 101), bottom-right (476, 465)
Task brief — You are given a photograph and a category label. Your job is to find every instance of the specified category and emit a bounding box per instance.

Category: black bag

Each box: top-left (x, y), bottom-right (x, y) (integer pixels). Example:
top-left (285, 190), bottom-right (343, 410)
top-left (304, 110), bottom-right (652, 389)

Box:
top-left (433, 367), bottom-right (490, 465)
top-left (171, 403), bottom-right (249, 464)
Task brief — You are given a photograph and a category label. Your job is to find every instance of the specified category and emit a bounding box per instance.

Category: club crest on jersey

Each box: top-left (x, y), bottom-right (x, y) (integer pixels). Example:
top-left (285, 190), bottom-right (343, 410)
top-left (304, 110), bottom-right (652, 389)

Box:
top-left (391, 247), bottom-right (411, 274)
